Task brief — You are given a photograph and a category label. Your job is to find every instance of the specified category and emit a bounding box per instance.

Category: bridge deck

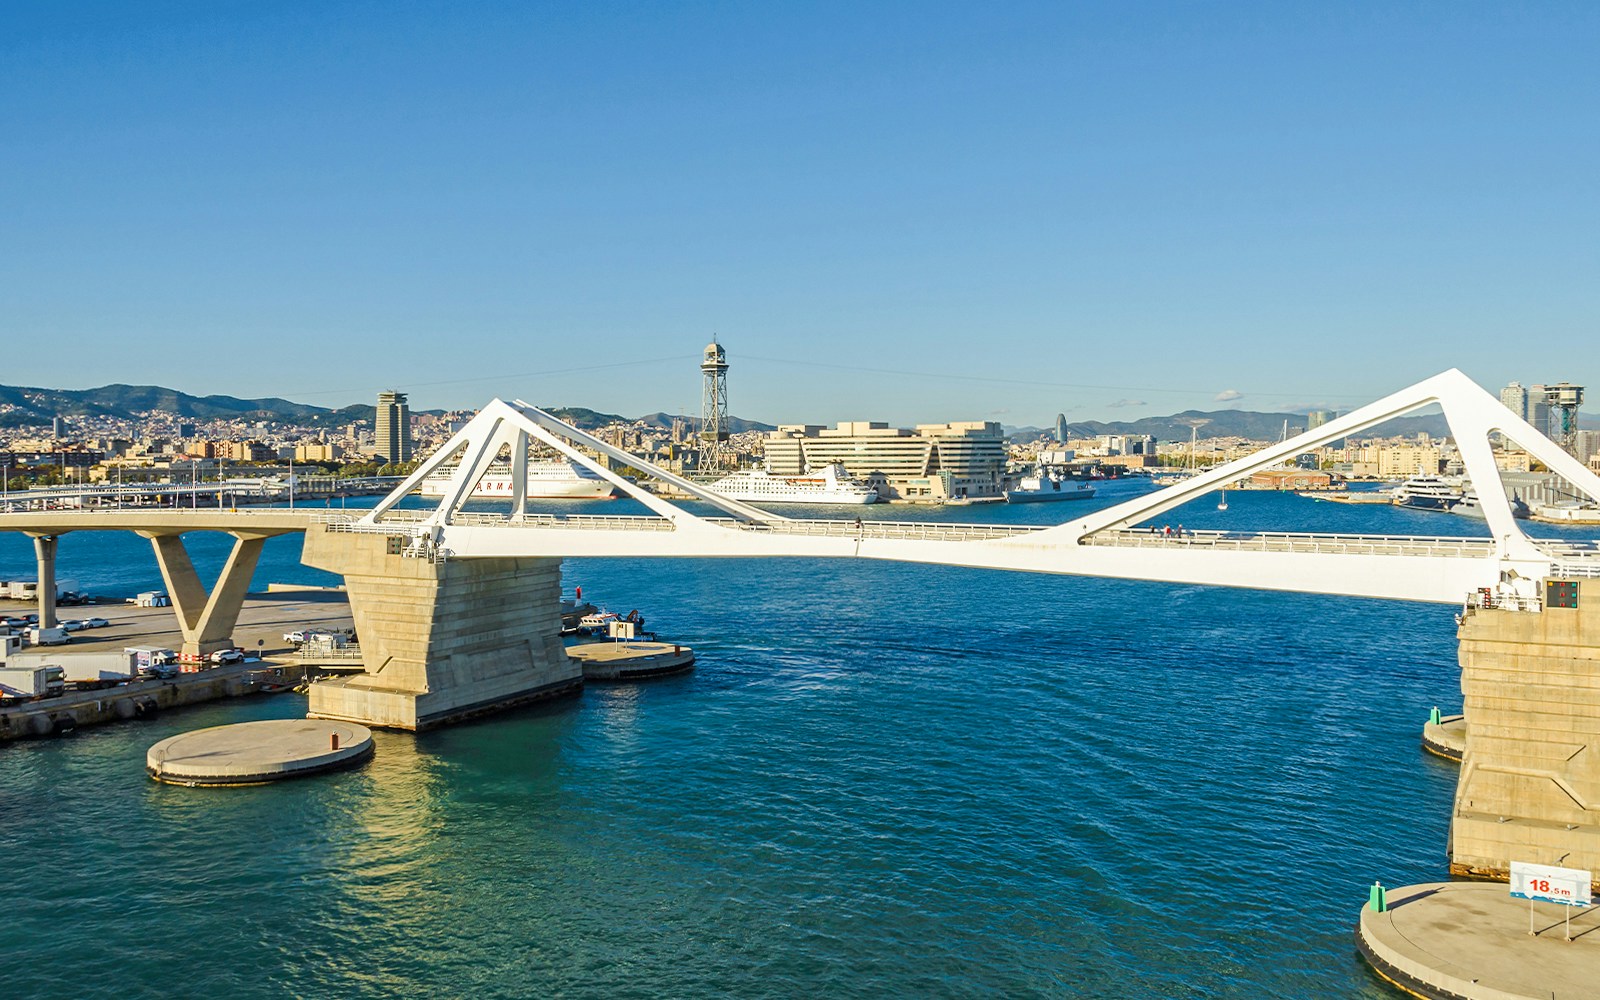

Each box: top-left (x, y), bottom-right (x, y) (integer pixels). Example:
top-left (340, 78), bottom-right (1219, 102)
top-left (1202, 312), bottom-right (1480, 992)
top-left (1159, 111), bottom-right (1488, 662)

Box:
top-left (311, 510), bottom-right (1600, 564)
top-left (1, 506), bottom-right (1594, 572)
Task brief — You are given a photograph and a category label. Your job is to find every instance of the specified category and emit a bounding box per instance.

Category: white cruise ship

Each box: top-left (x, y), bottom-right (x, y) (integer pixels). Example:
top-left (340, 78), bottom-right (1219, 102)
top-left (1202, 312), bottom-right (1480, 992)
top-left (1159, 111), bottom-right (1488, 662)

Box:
top-left (417, 460), bottom-right (616, 500)
top-left (708, 463), bottom-right (878, 505)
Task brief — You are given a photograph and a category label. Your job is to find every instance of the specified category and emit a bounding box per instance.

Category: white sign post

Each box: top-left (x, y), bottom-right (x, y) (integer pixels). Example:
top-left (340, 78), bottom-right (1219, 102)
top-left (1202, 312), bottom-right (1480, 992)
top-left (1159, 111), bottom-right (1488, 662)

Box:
top-left (1510, 861), bottom-right (1593, 940)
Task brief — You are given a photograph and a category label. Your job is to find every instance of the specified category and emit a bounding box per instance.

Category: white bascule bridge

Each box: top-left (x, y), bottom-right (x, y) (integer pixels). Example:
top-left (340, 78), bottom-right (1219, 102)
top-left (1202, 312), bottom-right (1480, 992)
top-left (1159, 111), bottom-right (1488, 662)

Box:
top-left (3, 369), bottom-right (1599, 886)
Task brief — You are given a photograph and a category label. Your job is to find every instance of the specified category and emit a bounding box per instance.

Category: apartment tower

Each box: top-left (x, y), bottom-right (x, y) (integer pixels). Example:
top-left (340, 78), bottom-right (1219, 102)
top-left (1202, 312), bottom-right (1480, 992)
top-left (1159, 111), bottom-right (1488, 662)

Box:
top-left (375, 390), bottom-right (413, 464)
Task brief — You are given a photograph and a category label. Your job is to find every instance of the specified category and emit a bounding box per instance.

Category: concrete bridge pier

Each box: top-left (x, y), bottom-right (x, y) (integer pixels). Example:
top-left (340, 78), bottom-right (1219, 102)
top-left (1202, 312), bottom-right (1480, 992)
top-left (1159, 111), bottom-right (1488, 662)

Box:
top-left (299, 525), bottom-right (581, 731)
top-left (1451, 577), bottom-right (1600, 884)
top-left (27, 533), bottom-right (58, 629)
top-left (138, 529), bottom-right (272, 657)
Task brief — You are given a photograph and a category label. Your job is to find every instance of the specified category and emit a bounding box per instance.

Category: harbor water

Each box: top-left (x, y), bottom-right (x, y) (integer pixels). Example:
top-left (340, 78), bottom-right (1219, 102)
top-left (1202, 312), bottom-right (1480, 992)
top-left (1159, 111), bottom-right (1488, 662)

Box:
top-left (2, 487), bottom-right (1594, 997)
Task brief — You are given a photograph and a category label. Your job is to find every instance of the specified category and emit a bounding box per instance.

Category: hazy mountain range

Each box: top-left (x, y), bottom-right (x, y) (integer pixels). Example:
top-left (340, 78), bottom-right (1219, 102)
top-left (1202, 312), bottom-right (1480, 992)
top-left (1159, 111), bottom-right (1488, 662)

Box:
top-left (0, 383), bottom-right (775, 435)
top-left (1010, 407), bottom-right (1600, 442)
top-left (2, 382), bottom-right (1593, 442)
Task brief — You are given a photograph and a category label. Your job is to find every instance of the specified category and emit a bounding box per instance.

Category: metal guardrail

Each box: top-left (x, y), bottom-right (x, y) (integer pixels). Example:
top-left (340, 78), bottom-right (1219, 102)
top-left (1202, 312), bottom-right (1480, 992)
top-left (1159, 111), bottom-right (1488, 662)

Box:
top-left (298, 645), bottom-right (363, 661)
top-left (707, 517), bottom-right (1041, 542)
top-left (1081, 528), bottom-right (1498, 558)
top-left (1464, 590), bottom-right (1543, 613)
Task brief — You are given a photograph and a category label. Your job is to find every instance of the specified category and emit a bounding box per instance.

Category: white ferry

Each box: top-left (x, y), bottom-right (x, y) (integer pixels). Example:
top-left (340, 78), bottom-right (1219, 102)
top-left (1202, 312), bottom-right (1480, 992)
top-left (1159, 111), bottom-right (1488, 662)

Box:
top-left (1006, 470), bottom-right (1096, 504)
top-left (708, 464), bottom-right (878, 505)
top-left (417, 460), bottom-right (616, 500)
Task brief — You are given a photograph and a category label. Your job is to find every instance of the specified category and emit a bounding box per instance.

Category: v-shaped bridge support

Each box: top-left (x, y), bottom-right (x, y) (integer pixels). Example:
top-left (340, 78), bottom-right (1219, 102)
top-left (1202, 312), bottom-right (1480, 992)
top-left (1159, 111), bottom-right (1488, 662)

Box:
top-left (362, 399), bottom-right (786, 531)
top-left (137, 530), bottom-right (274, 657)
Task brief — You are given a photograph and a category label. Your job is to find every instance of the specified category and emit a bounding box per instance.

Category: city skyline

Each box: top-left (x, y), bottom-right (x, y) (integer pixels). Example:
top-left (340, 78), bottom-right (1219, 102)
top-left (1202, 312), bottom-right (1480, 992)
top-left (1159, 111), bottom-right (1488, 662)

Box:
top-left (4, 4), bottom-right (1596, 425)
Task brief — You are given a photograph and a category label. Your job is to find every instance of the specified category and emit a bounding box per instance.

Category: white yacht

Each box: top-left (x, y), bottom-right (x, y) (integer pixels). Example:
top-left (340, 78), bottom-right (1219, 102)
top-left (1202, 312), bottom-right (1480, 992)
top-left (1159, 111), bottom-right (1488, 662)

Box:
top-left (1391, 474), bottom-right (1464, 512)
top-left (708, 464), bottom-right (878, 505)
top-left (417, 460), bottom-right (616, 500)
top-left (1391, 475), bottom-right (1530, 520)
top-left (1006, 470), bottom-right (1096, 504)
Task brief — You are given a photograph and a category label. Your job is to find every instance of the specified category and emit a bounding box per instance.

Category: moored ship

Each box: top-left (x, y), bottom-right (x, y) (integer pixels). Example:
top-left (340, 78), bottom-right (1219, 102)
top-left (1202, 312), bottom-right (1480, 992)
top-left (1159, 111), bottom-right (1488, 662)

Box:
top-left (1390, 474), bottom-right (1463, 512)
top-left (707, 463), bottom-right (878, 505)
top-left (1391, 475), bottom-right (1530, 519)
top-left (1005, 470), bottom-right (1096, 504)
top-left (417, 460), bottom-right (616, 500)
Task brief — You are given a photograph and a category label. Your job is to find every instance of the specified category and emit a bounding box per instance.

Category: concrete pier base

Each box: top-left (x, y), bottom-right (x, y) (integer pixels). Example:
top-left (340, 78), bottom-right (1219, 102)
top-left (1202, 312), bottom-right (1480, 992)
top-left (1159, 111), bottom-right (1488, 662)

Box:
top-left (148, 719), bottom-right (373, 785)
top-left (1452, 577), bottom-right (1600, 884)
top-left (568, 640), bottom-right (695, 681)
top-left (1357, 881), bottom-right (1599, 1000)
top-left (1422, 713), bottom-right (1466, 763)
top-left (300, 526), bottom-right (581, 731)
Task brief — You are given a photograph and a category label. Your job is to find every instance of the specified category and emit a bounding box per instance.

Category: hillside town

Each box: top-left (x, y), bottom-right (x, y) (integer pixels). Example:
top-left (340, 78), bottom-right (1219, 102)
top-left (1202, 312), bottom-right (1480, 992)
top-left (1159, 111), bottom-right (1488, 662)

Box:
top-left (2, 373), bottom-right (1596, 505)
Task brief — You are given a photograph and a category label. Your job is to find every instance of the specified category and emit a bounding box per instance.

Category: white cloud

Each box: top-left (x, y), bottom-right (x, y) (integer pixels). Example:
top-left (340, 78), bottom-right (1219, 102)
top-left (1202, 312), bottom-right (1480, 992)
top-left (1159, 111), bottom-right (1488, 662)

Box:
top-left (1109, 398), bottom-right (1146, 408)
top-left (1214, 389), bottom-right (1244, 402)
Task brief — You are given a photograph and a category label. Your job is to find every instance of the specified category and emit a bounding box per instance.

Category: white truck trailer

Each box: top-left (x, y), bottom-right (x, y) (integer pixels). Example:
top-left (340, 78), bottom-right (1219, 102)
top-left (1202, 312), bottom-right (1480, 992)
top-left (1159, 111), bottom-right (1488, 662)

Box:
top-left (0, 664), bottom-right (66, 700)
top-left (56, 651), bottom-right (140, 690)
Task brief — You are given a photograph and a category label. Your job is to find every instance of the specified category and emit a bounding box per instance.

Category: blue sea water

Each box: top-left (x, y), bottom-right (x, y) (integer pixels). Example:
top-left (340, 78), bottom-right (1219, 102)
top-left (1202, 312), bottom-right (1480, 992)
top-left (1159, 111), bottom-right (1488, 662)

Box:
top-left (1, 488), bottom-right (1594, 998)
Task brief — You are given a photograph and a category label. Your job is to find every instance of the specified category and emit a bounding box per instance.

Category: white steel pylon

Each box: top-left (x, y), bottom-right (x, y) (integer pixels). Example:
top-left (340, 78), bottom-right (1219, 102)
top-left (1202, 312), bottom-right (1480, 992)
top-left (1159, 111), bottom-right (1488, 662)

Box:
top-left (363, 399), bottom-right (787, 529)
top-left (1029, 368), bottom-right (1600, 575)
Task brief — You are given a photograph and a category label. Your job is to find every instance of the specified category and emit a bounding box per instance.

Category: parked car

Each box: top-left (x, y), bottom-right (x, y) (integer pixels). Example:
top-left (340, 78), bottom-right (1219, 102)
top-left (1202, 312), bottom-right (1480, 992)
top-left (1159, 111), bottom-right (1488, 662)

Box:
top-left (61, 619), bottom-right (88, 632)
top-left (209, 648), bottom-right (245, 665)
top-left (83, 617), bottom-right (110, 628)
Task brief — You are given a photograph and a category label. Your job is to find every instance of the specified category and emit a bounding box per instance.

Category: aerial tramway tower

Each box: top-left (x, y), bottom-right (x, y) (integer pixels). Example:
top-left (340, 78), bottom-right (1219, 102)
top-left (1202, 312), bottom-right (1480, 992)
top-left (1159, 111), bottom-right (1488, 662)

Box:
top-left (699, 338), bottom-right (730, 472)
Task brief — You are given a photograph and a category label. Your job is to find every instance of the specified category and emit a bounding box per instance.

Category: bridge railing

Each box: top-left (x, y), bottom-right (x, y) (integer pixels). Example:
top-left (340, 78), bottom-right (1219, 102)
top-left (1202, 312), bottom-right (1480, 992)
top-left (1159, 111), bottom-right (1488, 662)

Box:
top-left (315, 510), bottom-right (679, 533)
top-left (1080, 528), bottom-right (1498, 558)
top-left (709, 518), bottom-right (1042, 542)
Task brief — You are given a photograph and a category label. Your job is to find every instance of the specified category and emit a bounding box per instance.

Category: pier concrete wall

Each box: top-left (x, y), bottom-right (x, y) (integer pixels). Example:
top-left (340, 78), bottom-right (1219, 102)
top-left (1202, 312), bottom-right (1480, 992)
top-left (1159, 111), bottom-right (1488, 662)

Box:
top-left (1451, 577), bottom-right (1600, 884)
top-left (0, 660), bottom-right (304, 742)
top-left (299, 526), bottom-right (580, 730)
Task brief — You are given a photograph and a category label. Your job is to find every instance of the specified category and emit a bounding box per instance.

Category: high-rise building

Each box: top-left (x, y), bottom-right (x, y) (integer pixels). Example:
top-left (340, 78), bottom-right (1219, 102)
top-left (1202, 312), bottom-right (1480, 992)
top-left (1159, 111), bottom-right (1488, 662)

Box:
top-left (1054, 413), bottom-right (1068, 443)
top-left (1574, 429), bottom-right (1600, 466)
top-left (375, 390), bottom-right (413, 464)
top-left (1527, 384), bottom-right (1550, 439)
top-left (1499, 381), bottom-right (1529, 422)
top-left (1306, 410), bottom-right (1337, 431)
top-left (51, 416), bottom-right (64, 439)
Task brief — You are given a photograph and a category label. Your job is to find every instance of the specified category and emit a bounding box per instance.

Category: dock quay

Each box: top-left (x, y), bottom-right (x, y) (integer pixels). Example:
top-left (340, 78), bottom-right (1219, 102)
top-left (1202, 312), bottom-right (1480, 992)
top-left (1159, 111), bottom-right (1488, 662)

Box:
top-left (1422, 711), bottom-right (1466, 762)
top-left (0, 587), bottom-right (352, 741)
top-left (1357, 881), bottom-right (1599, 1000)
top-left (0, 657), bottom-right (300, 741)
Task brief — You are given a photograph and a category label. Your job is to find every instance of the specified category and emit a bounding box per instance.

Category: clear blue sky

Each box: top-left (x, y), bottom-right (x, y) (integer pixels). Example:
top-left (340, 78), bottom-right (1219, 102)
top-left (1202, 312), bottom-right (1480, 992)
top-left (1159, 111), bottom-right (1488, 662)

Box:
top-left (3, 2), bottom-right (1595, 426)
